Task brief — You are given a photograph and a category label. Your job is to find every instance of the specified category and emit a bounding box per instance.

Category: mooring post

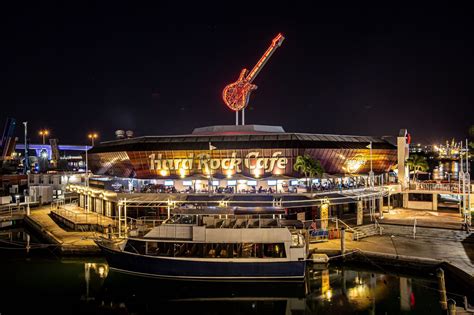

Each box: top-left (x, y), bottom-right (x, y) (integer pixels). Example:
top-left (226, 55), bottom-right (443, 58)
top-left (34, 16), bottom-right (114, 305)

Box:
top-left (437, 268), bottom-right (448, 311)
top-left (341, 227), bottom-right (346, 257)
top-left (448, 299), bottom-right (456, 315)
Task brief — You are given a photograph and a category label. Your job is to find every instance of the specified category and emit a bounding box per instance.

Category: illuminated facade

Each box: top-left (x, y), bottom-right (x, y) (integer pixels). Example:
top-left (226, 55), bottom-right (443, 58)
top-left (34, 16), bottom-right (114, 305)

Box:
top-left (87, 125), bottom-right (397, 180)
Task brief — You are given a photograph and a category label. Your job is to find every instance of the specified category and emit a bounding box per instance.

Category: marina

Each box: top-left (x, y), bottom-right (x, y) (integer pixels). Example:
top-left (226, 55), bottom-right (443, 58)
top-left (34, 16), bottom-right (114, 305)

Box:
top-left (1, 226), bottom-right (472, 314)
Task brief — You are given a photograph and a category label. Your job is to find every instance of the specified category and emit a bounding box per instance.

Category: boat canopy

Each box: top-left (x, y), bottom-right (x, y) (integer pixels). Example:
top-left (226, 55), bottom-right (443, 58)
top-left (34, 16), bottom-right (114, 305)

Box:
top-left (171, 206), bottom-right (286, 216)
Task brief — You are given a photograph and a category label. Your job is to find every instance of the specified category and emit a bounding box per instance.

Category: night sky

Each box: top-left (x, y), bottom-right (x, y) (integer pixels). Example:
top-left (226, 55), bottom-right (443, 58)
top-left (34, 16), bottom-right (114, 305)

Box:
top-left (1, 3), bottom-right (473, 145)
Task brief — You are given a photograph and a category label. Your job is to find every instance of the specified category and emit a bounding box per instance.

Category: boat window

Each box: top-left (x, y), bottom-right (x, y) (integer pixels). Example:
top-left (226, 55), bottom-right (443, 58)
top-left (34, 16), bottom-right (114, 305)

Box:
top-left (291, 233), bottom-right (305, 247)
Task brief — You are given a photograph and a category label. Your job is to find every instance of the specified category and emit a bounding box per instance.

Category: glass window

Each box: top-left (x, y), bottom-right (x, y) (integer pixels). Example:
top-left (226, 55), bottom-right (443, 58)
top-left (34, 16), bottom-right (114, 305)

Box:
top-left (183, 181), bottom-right (192, 186)
top-left (267, 180), bottom-right (277, 186)
top-left (227, 180), bottom-right (236, 186)
top-left (247, 180), bottom-right (257, 186)
top-left (212, 180), bottom-right (219, 186)
top-left (164, 180), bottom-right (174, 186)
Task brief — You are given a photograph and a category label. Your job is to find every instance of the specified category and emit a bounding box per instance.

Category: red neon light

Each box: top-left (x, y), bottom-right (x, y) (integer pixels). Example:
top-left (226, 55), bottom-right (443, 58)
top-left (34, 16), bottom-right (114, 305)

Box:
top-left (222, 33), bottom-right (285, 112)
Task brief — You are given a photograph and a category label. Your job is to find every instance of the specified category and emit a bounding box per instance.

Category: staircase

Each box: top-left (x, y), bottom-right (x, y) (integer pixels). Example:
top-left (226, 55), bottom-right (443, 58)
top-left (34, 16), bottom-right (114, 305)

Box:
top-left (351, 223), bottom-right (384, 240)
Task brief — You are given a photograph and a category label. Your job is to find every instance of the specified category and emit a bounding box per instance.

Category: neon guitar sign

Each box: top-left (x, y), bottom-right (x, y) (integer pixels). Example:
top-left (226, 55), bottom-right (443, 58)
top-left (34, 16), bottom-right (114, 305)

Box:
top-left (222, 33), bottom-right (285, 112)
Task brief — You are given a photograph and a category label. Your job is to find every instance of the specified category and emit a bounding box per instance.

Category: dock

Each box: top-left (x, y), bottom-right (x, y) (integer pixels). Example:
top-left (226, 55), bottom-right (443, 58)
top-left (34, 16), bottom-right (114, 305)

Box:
top-left (24, 205), bottom-right (110, 255)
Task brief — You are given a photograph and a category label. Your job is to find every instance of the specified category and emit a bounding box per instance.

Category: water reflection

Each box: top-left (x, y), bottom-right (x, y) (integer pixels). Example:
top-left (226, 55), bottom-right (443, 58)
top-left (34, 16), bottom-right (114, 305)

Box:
top-left (433, 161), bottom-right (459, 180)
top-left (0, 227), bottom-right (466, 314)
top-left (74, 262), bottom-right (447, 314)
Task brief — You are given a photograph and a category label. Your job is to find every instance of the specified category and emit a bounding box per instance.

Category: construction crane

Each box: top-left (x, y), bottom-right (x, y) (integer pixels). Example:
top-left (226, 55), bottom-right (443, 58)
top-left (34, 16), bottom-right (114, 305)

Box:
top-left (222, 33), bottom-right (285, 125)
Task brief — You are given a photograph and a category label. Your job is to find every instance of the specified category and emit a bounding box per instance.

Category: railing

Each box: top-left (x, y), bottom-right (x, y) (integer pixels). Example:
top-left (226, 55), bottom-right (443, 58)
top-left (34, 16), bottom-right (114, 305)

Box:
top-left (130, 183), bottom-right (381, 195)
top-left (51, 208), bottom-right (93, 224)
top-left (0, 205), bottom-right (25, 220)
top-left (409, 182), bottom-right (460, 193)
top-left (374, 218), bottom-right (384, 235)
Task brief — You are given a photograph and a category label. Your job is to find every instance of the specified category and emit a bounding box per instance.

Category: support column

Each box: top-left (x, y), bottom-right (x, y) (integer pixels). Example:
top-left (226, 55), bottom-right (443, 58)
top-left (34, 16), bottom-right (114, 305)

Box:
top-left (340, 228), bottom-right (346, 257)
top-left (403, 193), bottom-right (408, 208)
top-left (320, 203), bottom-right (329, 230)
top-left (118, 204), bottom-right (122, 238)
top-left (432, 193), bottom-right (438, 211)
top-left (357, 200), bottom-right (363, 225)
top-left (378, 196), bottom-right (384, 219)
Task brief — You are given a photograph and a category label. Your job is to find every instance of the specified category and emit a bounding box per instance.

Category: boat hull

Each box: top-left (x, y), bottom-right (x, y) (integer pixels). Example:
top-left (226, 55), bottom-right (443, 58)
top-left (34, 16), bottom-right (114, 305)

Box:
top-left (97, 242), bottom-right (306, 281)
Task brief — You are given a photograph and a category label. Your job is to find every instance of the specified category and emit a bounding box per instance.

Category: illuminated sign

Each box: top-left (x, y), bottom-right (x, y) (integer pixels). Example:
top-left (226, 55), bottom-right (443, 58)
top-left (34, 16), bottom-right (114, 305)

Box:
top-left (247, 180), bottom-right (257, 186)
top-left (343, 154), bottom-right (367, 174)
top-left (164, 180), bottom-right (174, 186)
top-left (148, 151), bottom-right (288, 175)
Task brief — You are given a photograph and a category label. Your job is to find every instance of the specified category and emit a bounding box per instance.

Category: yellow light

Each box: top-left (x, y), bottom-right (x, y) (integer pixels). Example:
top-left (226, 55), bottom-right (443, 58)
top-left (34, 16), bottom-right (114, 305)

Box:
top-left (325, 289), bottom-right (333, 301)
top-left (226, 169), bottom-right (233, 178)
top-left (160, 170), bottom-right (168, 176)
top-left (179, 168), bottom-right (186, 178)
top-left (253, 168), bottom-right (261, 178)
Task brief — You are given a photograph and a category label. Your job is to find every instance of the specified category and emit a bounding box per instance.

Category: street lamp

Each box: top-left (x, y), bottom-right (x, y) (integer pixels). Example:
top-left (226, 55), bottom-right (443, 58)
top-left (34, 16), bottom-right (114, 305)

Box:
top-left (88, 133), bottom-right (98, 146)
top-left (39, 129), bottom-right (49, 145)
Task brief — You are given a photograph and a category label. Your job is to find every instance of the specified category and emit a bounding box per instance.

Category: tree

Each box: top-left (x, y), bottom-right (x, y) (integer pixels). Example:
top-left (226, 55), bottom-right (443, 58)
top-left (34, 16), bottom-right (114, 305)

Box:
top-left (406, 154), bottom-right (429, 180)
top-left (293, 155), bottom-right (325, 192)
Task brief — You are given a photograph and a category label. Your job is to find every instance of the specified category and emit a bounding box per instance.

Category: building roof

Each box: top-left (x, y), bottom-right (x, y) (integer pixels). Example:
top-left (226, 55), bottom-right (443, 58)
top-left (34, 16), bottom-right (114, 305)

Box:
top-left (89, 131), bottom-right (396, 154)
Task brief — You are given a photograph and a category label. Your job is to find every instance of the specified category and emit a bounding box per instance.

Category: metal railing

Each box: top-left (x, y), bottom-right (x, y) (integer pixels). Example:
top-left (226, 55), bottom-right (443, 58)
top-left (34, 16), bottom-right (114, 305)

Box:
top-left (51, 208), bottom-right (93, 223)
top-left (409, 182), bottom-right (460, 193)
top-left (374, 218), bottom-right (384, 235)
top-left (334, 218), bottom-right (363, 240)
top-left (0, 205), bottom-right (25, 220)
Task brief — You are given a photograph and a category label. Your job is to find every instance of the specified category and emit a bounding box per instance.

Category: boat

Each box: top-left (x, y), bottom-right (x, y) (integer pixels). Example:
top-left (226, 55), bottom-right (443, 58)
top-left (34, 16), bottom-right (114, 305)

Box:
top-left (95, 206), bottom-right (307, 281)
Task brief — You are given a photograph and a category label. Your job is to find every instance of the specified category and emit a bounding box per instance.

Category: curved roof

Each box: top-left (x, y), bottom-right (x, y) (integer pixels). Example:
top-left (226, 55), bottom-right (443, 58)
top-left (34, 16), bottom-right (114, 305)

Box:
top-left (89, 132), bottom-right (396, 154)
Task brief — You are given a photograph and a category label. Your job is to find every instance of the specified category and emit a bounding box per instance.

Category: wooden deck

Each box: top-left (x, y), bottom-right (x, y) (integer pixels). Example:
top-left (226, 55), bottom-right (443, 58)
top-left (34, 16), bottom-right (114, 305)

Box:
top-left (50, 204), bottom-right (115, 232)
top-left (24, 205), bottom-right (113, 254)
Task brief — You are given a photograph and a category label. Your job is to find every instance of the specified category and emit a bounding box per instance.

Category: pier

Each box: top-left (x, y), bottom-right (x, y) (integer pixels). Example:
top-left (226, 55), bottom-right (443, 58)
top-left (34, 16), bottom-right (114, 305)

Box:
top-left (24, 205), bottom-right (107, 254)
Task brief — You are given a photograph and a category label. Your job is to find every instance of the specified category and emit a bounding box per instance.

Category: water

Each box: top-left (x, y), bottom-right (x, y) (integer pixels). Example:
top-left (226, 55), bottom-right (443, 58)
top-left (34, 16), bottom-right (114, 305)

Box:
top-left (0, 227), bottom-right (470, 314)
top-left (431, 160), bottom-right (474, 181)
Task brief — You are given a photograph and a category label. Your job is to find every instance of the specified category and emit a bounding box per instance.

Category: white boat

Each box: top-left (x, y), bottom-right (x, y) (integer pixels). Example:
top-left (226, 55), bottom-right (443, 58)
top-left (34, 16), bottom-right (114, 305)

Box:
top-left (95, 207), bottom-right (307, 281)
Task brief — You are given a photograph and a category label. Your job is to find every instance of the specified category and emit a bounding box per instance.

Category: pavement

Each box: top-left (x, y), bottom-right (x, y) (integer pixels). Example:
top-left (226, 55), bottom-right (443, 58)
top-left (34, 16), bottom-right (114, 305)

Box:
top-left (311, 207), bottom-right (474, 277)
top-left (379, 207), bottom-right (465, 230)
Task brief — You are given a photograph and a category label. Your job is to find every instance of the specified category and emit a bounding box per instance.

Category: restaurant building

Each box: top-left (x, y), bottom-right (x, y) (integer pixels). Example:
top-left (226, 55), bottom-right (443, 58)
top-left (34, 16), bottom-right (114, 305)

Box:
top-left (86, 125), bottom-right (398, 194)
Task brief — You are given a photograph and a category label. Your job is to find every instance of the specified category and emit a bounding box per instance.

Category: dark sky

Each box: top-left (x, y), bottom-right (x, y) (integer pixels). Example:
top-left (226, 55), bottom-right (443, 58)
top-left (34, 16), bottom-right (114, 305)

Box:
top-left (1, 3), bottom-right (473, 145)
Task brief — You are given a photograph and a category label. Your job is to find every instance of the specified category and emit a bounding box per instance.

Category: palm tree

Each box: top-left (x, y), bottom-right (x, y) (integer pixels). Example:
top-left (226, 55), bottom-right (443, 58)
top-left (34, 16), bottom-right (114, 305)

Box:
top-left (406, 154), bottom-right (429, 181)
top-left (293, 155), bottom-right (325, 192)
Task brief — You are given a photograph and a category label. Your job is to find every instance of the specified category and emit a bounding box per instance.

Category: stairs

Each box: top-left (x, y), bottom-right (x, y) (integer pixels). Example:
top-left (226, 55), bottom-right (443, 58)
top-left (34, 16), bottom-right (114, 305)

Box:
top-left (351, 223), bottom-right (383, 240)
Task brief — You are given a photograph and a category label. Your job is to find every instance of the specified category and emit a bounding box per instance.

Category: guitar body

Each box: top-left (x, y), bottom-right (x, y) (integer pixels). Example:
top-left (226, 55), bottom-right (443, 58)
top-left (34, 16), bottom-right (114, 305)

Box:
top-left (222, 33), bottom-right (284, 112)
top-left (222, 80), bottom-right (257, 111)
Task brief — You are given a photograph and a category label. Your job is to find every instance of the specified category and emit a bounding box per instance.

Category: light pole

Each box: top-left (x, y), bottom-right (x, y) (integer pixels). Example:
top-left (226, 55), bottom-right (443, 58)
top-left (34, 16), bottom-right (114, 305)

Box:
top-left (23, 122), bottom-right (29, 174)
top-left (88, 133), bottom-right (98, 146)
top-left (39, 129), bottom-right (49, 145)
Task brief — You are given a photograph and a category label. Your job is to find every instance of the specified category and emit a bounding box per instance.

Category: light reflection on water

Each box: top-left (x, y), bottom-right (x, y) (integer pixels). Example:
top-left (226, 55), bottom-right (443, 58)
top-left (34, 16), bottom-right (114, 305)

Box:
top-left (0, 228), bottom-right (469, 314)
top-left (432, 160), bottom-right (474, 181)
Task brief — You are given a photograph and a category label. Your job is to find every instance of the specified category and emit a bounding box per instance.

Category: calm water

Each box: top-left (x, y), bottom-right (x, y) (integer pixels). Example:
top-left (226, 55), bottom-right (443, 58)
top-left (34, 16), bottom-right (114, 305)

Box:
top-left (431, 160), bottom-right (474, 181)
top-left (0, 227), bottom-right (469, 314)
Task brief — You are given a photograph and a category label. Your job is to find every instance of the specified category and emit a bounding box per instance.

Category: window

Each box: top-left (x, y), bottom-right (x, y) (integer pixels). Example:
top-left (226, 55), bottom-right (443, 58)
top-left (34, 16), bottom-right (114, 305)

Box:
top-left (408, 193), bottom-right (433, 202)
top-left (267, 180), bottom-right (277, 186)
top-left (182, 181), bottom-right (192, 186)
top-left (164, 180), bottom-right (174, 186)
top-left (227, 180), bottom-right (236, 186)
top-left (247, 180), bottom-right (257, 186)
top-left (290, 180), bottom-right (298, 186)
top-left (212, 180), bottom-right (219, 186)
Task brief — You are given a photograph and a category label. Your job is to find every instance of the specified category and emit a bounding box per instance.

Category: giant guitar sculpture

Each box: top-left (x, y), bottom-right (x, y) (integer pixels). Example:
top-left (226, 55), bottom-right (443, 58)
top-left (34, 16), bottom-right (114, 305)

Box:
top-left (222, 33), bottom-right (285, 114)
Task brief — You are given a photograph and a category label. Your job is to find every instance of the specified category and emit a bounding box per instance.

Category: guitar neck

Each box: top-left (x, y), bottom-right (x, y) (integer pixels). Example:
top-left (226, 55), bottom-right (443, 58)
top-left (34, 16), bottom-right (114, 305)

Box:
top-left (246, 34), bottom-right (285, 83)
